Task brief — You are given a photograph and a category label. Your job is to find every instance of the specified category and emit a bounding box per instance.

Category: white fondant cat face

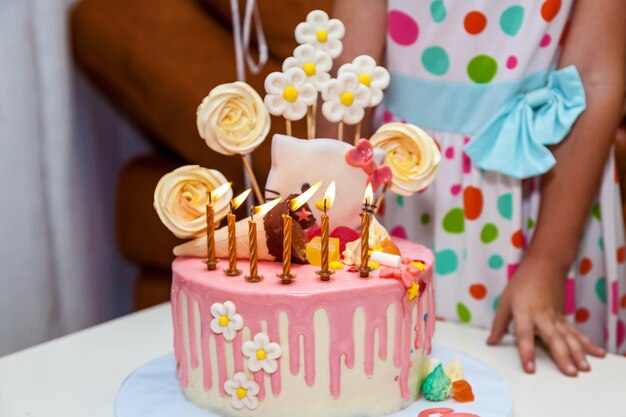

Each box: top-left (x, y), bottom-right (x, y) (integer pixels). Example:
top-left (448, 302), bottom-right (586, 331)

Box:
top-left (265, 134), bottom-right (383, 230)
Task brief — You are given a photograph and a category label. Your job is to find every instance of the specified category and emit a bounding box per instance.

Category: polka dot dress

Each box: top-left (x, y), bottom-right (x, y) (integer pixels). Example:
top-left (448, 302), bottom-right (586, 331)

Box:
top-left (379, 0), bottom-right (626, 354)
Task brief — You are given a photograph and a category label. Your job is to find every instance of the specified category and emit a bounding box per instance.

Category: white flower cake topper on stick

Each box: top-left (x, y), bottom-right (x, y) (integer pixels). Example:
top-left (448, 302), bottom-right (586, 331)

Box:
top-left (197, 81), bottom-right (270, 204)
top-left (338, 55), bottom-right (391, 143)
top-left (295, 10), bottom-right (345, 59)
top-left (321, 72), bottom-right (371, 141)
top-left (264, 67), bottom-right (317, 137)
top-left (283, 44), bottom-right (332, 139)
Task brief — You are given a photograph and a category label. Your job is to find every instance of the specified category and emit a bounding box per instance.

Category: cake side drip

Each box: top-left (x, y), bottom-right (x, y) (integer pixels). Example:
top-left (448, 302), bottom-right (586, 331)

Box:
top-left (171, 238), bottom-right (435, 417)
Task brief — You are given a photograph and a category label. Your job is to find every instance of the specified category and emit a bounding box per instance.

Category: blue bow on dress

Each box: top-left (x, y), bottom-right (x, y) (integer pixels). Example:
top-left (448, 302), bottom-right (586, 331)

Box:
top-left (464, 66), bottom-right (586, 179)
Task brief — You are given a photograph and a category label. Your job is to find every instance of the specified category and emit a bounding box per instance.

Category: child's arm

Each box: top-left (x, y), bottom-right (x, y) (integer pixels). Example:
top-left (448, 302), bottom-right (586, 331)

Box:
top-left (316, 0), bottom-right (387, 139)
top-left (488, 0), bottom-right (626, 375)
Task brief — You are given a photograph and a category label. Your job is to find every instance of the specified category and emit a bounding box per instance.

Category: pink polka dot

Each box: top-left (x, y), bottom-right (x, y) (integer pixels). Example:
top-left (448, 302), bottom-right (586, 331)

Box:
top-left (463, 136), bottom-right (471, 144)
top-left (388, 10), bottom-right (419, 45)
top-left (444, 146), bottom-right (455, 159)
top-left (540, 34), bottom-right (551, 48)
top-left (390, 225), bottom-right (408, 239)
top-left (450, 184), bottom-right (462, 195)
top-left (383, 110), bottom-right (394, 122)
top-left (462, 152), bottom-right (471, 174)
top-left (612, 281), bottom-right (619, 315)
top-left (507, 263), bottom-right (519, 281)
top-left (564, 278), bottom-right (576, 315)
top-left (506, 55), bottom-right (518, 69)
top-left (618, 319), bottom-right (626, 348)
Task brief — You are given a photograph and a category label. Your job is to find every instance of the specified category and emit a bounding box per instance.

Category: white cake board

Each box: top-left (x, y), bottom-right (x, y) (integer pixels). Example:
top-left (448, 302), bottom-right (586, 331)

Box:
top-left (116, 346), bottom-right (512, 417)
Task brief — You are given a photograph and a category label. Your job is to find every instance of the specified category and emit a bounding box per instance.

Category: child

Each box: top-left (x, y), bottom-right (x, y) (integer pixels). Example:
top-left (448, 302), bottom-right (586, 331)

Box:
top-left (333, 0), bottom-right (626, 376)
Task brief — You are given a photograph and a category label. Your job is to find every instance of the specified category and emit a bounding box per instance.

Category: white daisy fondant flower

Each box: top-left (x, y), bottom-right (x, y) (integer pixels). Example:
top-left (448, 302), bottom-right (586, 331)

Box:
top-left (242, 333), bottom-right (282, 373)
top-left (224, 372), bottom-right (260, 410)
top-left (283, 44), bottom-right (332, 91)
top-left (295, 10), bottom-right (345, 58)
top-left (264, 68), bottom-right (317, 121)
top-left (209, 301), bottom-right (244, 341)
top-left (338, 55), bottom-right (390, 107)
top-left (321, 72), bottom-right (371, 124)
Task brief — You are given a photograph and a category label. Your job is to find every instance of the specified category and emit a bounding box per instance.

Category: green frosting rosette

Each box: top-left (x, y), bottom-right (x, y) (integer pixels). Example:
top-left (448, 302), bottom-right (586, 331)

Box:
top-left (422, 363), bottom-right (452, 401)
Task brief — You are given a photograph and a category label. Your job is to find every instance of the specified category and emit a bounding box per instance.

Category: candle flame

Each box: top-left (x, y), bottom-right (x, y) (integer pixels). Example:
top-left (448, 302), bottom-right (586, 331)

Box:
top-left (232, 188), bottom-right (252, 210)
top-left (252, 197), bottom-right (282, 218)
top-left (289, 180), bottom-right (322, 212)
top-left (363, 183), bottom-right (373, 206)
top-left (322, 181), bottom-right (336, 210)
top-left (210, 182), bottom-right (232, 203)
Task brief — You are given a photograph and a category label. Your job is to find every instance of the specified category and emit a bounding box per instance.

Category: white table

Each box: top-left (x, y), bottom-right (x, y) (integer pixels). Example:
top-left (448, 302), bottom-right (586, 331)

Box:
top-left (0, 303), bottom-right (624, 417)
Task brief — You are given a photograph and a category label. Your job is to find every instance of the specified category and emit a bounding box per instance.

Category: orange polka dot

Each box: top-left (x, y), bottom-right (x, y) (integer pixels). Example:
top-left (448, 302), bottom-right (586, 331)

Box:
top-left (541, 0), bottom-right (561, 22)
top-left (511, 230), bottom-right (525, 249)
top-left (579, 258), bottom-right (593, 275)
top-left (463, 186), bottom-right (483, 220)
top-left (617, 247), bottom-right (625, 263)
top-left (464, 11), bottom-right (487, 35)
top-left (620, 295), bottom-right (626, 309)
top-left (469, 284), bottom-right (487, 300)
top-left (575, 308), bottom-right (589, 323)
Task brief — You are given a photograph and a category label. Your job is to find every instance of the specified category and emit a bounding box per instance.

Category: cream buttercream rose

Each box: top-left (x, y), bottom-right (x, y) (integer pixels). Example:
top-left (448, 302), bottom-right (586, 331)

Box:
top-left (154, 165), bottom-right (232, 239)
top-left (369, 122), bottom-right (441, 196)
top-left (197, 82), bottom-right (270, 155)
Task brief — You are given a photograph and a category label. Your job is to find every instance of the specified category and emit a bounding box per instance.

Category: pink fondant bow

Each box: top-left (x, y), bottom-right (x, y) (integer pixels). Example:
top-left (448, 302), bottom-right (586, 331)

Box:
top-left (345, 139), bottom-right (392, 191)
top-left (379, 265), bottom-right (421, 288)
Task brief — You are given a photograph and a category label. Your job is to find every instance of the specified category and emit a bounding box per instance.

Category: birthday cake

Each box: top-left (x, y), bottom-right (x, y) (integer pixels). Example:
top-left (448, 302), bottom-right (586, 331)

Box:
top-left (152, 10), bottom-right (472, 417)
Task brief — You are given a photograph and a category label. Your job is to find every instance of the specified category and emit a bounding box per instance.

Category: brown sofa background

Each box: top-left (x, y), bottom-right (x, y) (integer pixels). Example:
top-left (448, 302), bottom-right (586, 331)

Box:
top-left (70, 0), bottom-right (626, 310)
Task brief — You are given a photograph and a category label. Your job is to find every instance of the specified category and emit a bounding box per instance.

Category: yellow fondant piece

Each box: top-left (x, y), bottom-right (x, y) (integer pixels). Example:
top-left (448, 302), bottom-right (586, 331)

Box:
top-left (407, 281), bottom-right (419, 301)
top-left (306, 236), bottom-right (341, 266)
top-left (283, 85), bottom-right (299, 103)
top-left (329, 261), bottom-right (344, 270)
top-left (358, 73), bottom-right (371, 87)
top-left (340, 91), bottom-right (354, 107)
top-left (410, 261), bottom-right (426, 271)
top-left (368, 260), bottom-right (380, 270)
top-left (316, 30), bottom-right (328, 43)
top-left (303, 62), bottom-right (317, 76)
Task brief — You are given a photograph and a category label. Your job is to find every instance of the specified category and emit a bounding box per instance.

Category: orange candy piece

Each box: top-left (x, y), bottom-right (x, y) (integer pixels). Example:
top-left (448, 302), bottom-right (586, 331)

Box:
top-left (451, 380), bottom-right (474, 403)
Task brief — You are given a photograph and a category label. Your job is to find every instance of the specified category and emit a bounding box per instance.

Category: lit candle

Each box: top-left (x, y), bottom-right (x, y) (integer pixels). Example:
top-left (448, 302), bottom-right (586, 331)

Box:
top-left (224, 189), bottom-right (251, 276)
top-left (205, 182), bottom-right (232, 270)
top-left (316, 181), bottom-right (336, 281)
top-left (359, 183), bottom-right (374, 278)
top-left (279, 181), bottom-right (322, 284)
top-left (245, 198), bottom-right (282, 282)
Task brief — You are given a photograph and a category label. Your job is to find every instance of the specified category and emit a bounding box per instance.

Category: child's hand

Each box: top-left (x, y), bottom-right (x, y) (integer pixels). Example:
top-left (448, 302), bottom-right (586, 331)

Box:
top-left (486, 255), bottom-right (606, 376)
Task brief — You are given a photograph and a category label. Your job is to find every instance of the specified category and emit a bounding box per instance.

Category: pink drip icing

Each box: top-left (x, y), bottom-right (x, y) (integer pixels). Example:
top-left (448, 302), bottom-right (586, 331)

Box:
top-left (171, 238), bottom-right (435, 400)
top-left (415, 292), bottom-right (424, 349)
top-left (187, 296), bottom-right (199, 369)
top-left (364, 302), bottom-right (390, 376)
top-left (173, 285), bottom-right (188, 387)
top-left (198, 301), bottom-right (213, 389)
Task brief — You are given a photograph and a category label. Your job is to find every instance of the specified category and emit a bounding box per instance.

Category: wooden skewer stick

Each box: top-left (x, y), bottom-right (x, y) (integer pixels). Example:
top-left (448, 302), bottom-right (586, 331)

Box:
top-left (311, 105), bottom-right (317, 138)
top-left (338, 121), bottom-right (344, 142)
top-left (354, 122), bottom-right (361, 144)
top-left (286, 119), bottom-right (292, 137)
top-left (240, 155), bottom-right (265, 204)
top-left (306, 106), bottom-right (314, 139)
top-left (374, 183), bottom-right (390, 214)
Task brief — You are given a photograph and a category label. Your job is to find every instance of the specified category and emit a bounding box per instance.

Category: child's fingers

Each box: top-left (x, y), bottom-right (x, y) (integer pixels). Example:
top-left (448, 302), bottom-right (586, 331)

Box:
top-left (565, 321), bottom-right (606, 358)
top-left (514, 317), bottom-right (536, 373)
top-left (561, 328), bottom-right (590, 371)
top-left (537, 321), bottom-right (578, 377)
top-left (487, 295), bottom-right (511, 345)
